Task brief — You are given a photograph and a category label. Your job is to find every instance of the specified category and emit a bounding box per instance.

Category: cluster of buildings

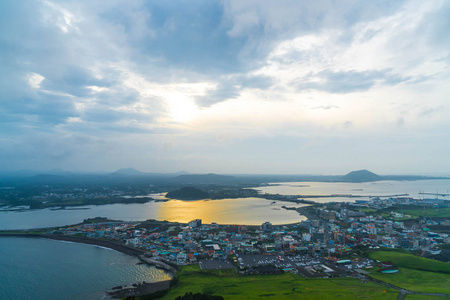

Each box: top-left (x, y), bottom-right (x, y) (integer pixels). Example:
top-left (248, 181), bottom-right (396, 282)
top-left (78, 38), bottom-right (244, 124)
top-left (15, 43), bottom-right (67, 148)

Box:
top-left (52, 201), bottom-right (449, 275)
top-left (31, 189), bottom-right (128, 201)
top-left (314, 202), bottom-right (450, 256)
top-left (353, 195), bottom-right (449, 210)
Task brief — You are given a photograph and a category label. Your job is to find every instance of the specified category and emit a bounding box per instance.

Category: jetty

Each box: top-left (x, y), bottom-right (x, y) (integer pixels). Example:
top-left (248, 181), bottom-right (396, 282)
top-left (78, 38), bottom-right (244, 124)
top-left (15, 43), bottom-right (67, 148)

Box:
top-left (106, 280), bottom-right (171, 299)
top-left (139, 255), bottom-right (177, 274)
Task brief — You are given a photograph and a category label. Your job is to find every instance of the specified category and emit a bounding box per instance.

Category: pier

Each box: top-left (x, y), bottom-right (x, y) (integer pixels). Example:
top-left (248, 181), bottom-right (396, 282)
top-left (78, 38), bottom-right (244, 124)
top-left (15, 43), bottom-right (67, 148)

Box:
top-left (139, 255), bottom-right (177, 274)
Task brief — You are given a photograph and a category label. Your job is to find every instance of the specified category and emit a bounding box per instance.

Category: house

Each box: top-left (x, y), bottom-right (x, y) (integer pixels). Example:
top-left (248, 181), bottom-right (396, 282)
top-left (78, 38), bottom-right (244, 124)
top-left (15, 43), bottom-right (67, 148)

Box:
top-left (177, 253), bottom-right (187, 264)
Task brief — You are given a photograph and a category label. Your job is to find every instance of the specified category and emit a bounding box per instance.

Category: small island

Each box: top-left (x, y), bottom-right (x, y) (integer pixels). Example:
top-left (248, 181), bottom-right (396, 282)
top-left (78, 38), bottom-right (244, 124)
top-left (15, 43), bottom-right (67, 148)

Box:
top-left (165, 187), bottom-right (209, 200)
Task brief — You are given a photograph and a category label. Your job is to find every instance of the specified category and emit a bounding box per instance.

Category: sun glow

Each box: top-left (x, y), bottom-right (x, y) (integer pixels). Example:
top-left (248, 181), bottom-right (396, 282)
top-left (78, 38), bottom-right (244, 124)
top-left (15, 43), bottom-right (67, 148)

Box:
top-left (166, 96), bottom-right (199, 123)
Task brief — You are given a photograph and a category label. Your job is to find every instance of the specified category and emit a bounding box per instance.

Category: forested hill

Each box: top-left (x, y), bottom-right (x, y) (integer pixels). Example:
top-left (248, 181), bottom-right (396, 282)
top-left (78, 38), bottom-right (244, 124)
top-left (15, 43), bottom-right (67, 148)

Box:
top-left (165, 187), bottom-right (209, 200)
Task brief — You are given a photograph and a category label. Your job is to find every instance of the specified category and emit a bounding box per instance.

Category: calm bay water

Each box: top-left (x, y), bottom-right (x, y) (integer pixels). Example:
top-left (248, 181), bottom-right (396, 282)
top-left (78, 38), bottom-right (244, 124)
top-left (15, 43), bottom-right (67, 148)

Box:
top-left (254, 179), bottom-right (450, 203)
top-left (0, 197), bottom-right (307, 230)
top-left (0, 237), bottom-right (171, 300)
top-left (2, 180), bottom-right (450, 230)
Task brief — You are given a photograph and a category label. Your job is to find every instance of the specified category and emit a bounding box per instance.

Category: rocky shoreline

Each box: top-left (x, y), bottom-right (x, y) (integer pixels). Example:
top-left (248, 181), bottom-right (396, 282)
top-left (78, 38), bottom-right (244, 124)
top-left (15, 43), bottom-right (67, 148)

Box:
top-left (106, 280), bottom-right (171, 299)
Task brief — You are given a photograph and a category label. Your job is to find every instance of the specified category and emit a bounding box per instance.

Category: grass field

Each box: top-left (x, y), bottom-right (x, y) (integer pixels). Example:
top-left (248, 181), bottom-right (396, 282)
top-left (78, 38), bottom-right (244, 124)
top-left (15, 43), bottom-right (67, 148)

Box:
top-left (159, 264), bottom-right (398, 300)
top-left (368, 251), bottom-right (450, 294)
top-left (405, 295), bottom-right (449, 300)
top-left (395, 208), bottom-right (450, 218)
top-left (369, 267), bottom-right (450, 294)
top-left (369, 251), bottom-right (450, 273)
top-left (358, 208), bottom-right (378, 213)
top-left (355, 206), bottom-right (450, 220)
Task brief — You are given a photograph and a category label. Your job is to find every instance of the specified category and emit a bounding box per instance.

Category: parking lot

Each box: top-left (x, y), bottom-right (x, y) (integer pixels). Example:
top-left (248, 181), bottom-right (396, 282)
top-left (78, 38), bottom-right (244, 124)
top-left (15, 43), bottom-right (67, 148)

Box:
top-left (199, 255), bottom-right (374, 279)
top-left (238, 254), bottom-right (322, 269)
top-left (200, 259), bottom-right (235, 270)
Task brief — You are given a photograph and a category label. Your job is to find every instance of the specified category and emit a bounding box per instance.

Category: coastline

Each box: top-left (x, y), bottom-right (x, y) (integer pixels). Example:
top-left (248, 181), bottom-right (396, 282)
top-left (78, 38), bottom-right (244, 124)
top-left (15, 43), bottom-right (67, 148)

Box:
top-left (0, 233), bottom-right (146, 256)
top-left (0, 233), bottom-right (173, 299)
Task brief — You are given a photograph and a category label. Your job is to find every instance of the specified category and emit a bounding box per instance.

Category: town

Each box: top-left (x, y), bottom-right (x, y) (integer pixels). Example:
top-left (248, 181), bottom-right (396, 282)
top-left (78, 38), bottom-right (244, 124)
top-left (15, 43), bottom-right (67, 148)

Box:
top-left (46, 195), bottom-right (449, 279)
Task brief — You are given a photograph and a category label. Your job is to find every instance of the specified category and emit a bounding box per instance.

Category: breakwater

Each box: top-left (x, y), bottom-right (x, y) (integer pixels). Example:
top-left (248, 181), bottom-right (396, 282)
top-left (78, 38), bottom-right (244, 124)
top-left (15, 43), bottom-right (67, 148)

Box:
top-left (107, 280), bottom-right (171, 299)
top-left (139, 255), bottom-right (177, 274)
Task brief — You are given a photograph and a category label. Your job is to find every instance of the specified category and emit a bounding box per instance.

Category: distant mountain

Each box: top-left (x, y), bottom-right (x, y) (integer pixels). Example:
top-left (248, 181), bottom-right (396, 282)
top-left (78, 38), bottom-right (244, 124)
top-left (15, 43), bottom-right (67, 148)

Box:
top-left (111, 168), bottom-right (146, 176)
top-left (1, 169), bottom-right (40, 177)
top-left (1, 168), bottom-right (445, 187)
top-left (28, 174), bottom-right (69, 184)
top-left (165, 187), bottom-right (209, 200)
top-left (174, 171), bottom-right (190, 175)
top-left (0, 169), bottom-right (75, 177)
top-left (175, 173), bottom-right (237, 184)
top-left (46, 169), bottom-right (72, 175)
top-left (110, 168), bottom-right (192, 178)
top-left (342, 170), bottom-right (381, 182)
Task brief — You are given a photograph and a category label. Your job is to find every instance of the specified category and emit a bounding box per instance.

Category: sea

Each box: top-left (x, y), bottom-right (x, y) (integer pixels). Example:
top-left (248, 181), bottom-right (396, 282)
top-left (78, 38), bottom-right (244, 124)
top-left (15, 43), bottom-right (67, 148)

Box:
top-left (254, 179), bottom-right (450, 203)
top-left (0, 197), bottom-right (308, 230)
top-left (3, 180), bottom-right (450, 231)
top-left (0, 237), bottom-right (171, 300)
top-left (1, 179), bottom-right (450, 299)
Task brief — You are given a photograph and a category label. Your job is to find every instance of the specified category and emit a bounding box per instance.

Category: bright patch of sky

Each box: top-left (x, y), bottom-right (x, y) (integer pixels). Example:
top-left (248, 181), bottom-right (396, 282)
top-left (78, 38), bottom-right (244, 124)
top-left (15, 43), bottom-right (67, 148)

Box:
top-left (0, 0), bottom-right (449, 174)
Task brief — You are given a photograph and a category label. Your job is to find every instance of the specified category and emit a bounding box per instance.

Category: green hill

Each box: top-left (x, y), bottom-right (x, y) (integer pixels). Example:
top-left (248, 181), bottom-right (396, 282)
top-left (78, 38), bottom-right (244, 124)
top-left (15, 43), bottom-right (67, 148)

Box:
top-left (370, 251), bottom-right (450, 273)
top-left (342, 170), bottom-right (381, 182)
top-left (165, 187), bottom-right (209, 200)
top-left (368, 250), bottom-right (450, 294)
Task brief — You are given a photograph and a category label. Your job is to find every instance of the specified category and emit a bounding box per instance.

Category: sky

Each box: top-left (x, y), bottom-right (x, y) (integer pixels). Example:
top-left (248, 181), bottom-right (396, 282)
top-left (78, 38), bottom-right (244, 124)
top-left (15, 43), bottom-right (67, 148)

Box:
top-left (1, 0), bottom-right (449, 175)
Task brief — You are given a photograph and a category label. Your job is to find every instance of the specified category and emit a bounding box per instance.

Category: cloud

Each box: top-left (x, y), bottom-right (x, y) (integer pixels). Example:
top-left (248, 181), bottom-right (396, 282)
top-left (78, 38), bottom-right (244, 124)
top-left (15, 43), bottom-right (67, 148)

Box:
top-left (0, 0), bottom-right (173, 136)
top-left (195, 74), bottom-right (273, 107)
top-left (294, 69), bottom-right (410, 94)
top-left (26, 73), bottom-right (45, 89)
top-left (342, 121), bottom-right (353, 128)
top-left (196, 83), bottom-right (241, 107)
top-left (417, 106), bottom-right (444, 118)
top-left (312, 104), bottom-right (339, 110)
top-left (1, 0), bottom-right (450, 173)
top-left (223, 0), bottom-right (409, 54)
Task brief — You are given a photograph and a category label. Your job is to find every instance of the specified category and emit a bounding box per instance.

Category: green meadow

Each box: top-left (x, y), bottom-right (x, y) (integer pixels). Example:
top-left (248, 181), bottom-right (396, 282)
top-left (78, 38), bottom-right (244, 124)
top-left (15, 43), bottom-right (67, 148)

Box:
top-left (394, 208), bottom-right (450, 218)
top-left (370, 267), bottom-right (450, 294)
top-left (369, 251), bottom-right (450, 273)
top-left (159, 264), bottom-right (398, 300)
top-left (405, 295), bottom-right (449, 300)
top-left (369, 251), bottom-right (450, 294)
